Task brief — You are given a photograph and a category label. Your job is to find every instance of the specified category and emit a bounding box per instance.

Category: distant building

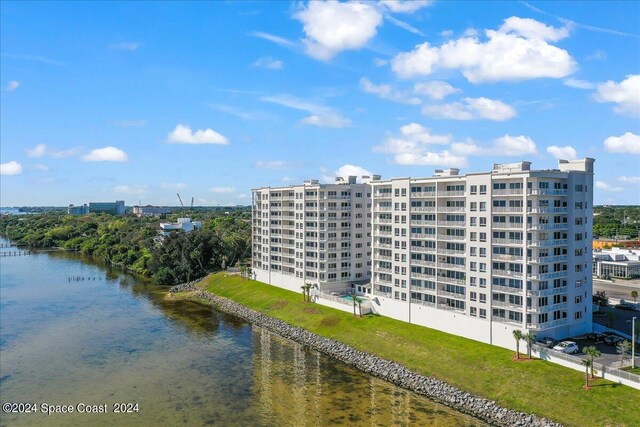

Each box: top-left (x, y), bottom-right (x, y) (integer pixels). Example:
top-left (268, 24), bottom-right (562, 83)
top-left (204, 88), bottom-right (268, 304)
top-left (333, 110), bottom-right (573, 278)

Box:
top-left (133, 205), bottom-right (172, 218)
top-left (89, 201), bottom-right (126, 215)
top-left (68, 204), bottom-right (89, 215)
top-left (593, 248), bottom-right (640, 279)
top-left (593, 239), bottom-right (640, 250)
top-left (159, 218), bottom-right (203, 236)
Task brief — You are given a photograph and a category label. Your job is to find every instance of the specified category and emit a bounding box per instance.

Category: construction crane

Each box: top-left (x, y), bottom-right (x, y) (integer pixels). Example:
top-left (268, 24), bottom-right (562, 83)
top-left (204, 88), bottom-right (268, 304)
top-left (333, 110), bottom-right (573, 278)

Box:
top-left (190, 197), bottom-right (194, 209)
top-left (177, 193), bottom-right (185, 209)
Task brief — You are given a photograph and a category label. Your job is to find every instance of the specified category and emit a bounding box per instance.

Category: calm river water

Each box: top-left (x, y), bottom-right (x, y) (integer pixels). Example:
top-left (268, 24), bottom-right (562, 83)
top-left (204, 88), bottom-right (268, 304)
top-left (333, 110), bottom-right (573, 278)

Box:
top-left (0, 240), bottom-right (484, 426)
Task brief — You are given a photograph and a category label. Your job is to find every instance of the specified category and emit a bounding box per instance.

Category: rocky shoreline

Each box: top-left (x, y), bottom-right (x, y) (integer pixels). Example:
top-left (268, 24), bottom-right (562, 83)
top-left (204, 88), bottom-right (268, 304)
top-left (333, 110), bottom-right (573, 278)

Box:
top-left (170, 282), bottom-right (562, 427)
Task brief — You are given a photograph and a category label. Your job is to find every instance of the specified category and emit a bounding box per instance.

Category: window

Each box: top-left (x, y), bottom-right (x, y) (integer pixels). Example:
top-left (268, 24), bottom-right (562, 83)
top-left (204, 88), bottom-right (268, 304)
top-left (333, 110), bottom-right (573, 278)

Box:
top-left (470, 202), bottom-right (477, 211)
top-left (470, 217), bottom-right (477, 226)
top-left (479, 294), bottom-right (486, 303)
top-left (575, 311), bottom-right (582, 320)
top-left (470, 262), bottom-right (477, 271)
top-left (480, 217), bottom-right (487, 227)
top-left (470, 185), bottom-right (478, 194)
top-left (480, 278), bottom-right (486, 288)
top-left (470, 292), bottom-right (477, 301)
top-left (470, 232), bottom-right (477, 241)
top-left (479, 202), bottom-right (487, 212)
top-left (479, 308), bottom-right (487, 319)
top-left (470, 307), bottom-right (477, 316)
top-left (480, 185), bottom-right (487, 195)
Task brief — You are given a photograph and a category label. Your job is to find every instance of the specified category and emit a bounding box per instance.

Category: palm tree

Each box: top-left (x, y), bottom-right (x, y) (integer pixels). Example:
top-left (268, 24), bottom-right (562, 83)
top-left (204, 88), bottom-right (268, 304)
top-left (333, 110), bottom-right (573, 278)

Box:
top-left (583, 346), bottom-right (601, 379)
top-left (354, 296), bottom-right (364, 317)
top-left (582, 359), bottom-right (591, 388)
top-left (352, 297), bottom-right (357, 316)
top-left (617, 340), bottom-right (632, 367)
top-left (524, 332), bottom-right (536, 359)
top-left (304, 283), bottom-right (313, 303)
top-left (512, 330), bottom-right (523, 360)
top-left (632, 290), bottom-right (638, 303)
top-left (301, 286), bottom-right (307, 302)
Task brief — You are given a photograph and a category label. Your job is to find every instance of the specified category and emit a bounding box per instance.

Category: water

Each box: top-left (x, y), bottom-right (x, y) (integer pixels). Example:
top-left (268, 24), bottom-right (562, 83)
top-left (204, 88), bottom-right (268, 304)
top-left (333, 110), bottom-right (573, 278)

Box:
top-left (0, 239), bottom-right (484, 426)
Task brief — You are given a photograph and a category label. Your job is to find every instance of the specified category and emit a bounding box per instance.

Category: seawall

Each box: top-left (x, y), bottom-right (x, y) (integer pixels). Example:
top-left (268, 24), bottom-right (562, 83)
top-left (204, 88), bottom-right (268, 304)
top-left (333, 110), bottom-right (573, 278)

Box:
top-left (169, 282), bottom-right (561, 427)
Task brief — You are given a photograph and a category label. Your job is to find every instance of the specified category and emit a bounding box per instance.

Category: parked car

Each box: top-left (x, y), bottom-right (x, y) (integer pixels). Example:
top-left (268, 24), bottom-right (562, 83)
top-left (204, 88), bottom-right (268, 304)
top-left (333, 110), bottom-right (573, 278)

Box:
top-left (614, 303), bottom-right (636, 311)
top-left (604, 335), bottom-right (625, 346)
top-left (587, 333), bottom-right (605, 342)
top-left (535, 336), bottom-right (555, 347)
top-left (553, 341), bottom-right (580, 354)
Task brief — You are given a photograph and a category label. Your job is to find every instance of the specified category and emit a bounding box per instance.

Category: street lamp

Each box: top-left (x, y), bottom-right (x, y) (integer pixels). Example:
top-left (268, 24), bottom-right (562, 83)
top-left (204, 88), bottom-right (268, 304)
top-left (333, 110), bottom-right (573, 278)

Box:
top-left (627, 316), bottom-right (637, 369)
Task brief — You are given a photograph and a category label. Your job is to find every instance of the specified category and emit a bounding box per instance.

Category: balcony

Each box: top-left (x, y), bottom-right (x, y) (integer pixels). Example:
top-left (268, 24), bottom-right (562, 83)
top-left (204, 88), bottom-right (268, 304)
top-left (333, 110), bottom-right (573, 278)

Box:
top-left (527, 207), bottom-right (568, 214)
top-left (527, 223), bottom-right (568, 231)
top-left (410, 220), bottom-right (436, 226)
top-left (437, 276), bottom-right (465, 286)
top-left (411, 298), bottom-right (436, 307)
top-left (493, 253), bottom-right (522, 261)
top-left (527, 189), bottom-right (568, 196)
top-left (492, 222), bottom-right (523, 229)
top-left (438, 248), bottom-right (466, 255)
top-left (492, 189), bottom-right (524, 196)
top-left (411, 259), bottom-right (436, 267)
top-left (374, 193), bottom-right (392, 199)
top-left (376, 243), bottom-right (392, 249)
top-left (412, 206), bottom-right (436, 212)
top-left (528, 271), bottom-right (568, 281)
top-left (527, 318), bottom-right (567, 331)
top-left (411, 246), bottom-right (436, 253)
top-left (492, 300), bottom-right (523, 310)
top-left (529, 239), bottom-right (568, 247)
top-left (438, 234), bottom-right (465, 241)
top-left (526, 286), bottom-right (567, 297)
top-left (410, 233), bottom-right (432, 239)
top-left (411, 192), bottom-right (436, 198)
top-left (492, 284), bottom-right (523, 294)
top-left (412, 272), bottom-right (435, 280)
top-left (492, 316), bottom-right (523, 326)
top-left (375, 218), bottom-right (393, 224)
top-left (492, 207), bottom-right (524, 213)
top-left (374, 206), bottom-right (393, 212)
top-left (437, 262), bottom-right (465, 271)
top-left (437, 190), bottom-right (465, 197)
top-left (527, 255), bottom-right (568, 264)
top-left (439, 206), bottom-right (465, 212)
top-left (492, 269), bottom-right (523, 278)
top-left (376, 267), bottom-right (392, 274)
top-left (376, 255), bottom-right (392, 261)
top-left (438, 220), bottom-right (466, 227)
top-left (528, 302), bottom-right (568, 313)
top-left (377, 230), bottom-right (393, 236)
top-left (492, 238), bottom-right (523, 245)
top-left (438, 289), bottom-right (466, 299)
top-left (437, 303), bottom-right (465, 313)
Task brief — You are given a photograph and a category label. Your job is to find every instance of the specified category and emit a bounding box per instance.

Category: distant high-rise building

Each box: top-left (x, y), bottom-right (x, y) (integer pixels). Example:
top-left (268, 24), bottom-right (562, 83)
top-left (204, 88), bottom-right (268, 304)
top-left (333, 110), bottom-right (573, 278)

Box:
top-left (88, 200), bottom-right (125, 215)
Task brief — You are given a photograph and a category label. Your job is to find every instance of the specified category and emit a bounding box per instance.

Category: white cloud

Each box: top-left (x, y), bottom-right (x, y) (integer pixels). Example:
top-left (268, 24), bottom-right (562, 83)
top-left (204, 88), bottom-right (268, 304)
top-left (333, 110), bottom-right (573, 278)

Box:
top-left (6, 80), bottom-right (20, 91)
top-left (440, 30), bottom-right (454, 38)
top-left (262, 94), bottom-right (350, 128)
top-left (384, 15), bottom-right (424, 36)
top-left (498, 16), bottom-right (570, 41)
top-left (295, 1), bottom-right (383, 60)
top-left (585, 50), bottom-right (607, 61)
top-left (27, 143), bottom-right (80, 159)
top-left (450, 135), bottom-right (537, 157)
top-left (422, 97), bottom-right (516, 121)
top-left (108, 42), bottom-right (140, 51)
top-left (593, 74), bottom-right (640, 116)
top-left (563, 78), bottom-right (595, 90)
top-left (391, 16), bottom-right (575, 83)
top-left (0, 161), bottom-right (23, 175)
top-left (360, 77), bottom-right (421, 104)
top-left (619, 176), bottom-right (640, 184)
top-left (493, 134), bottom-right (537, 155)
top-left (32, 164), bottom-right (49, 171)
top-left (249, 31), bottom-right (297, 48)
top-left (373, 123), bottom-right (465, 167)
top-left (413, 81), bottom-right (460, 100)
top-left (115, 119), bottom-right (148, 127)
top-left (252, 56), bottom-right (283, 69)
top-left (335, 164), bottom-right (373, 179)
top-left (26, 143), bottom-right (47, 157)
top-left (209, 187), bottom-right (236, 194)
top-left (167, 124), bottom-right (228, 145)
top-left (113, 184), bottom-right (147, 195)
top-left (373, 57), bottom-right (388, 67)
top-left (161, 182), bottom-right (188, 190)
top-left (379, 0), bottom-right (433, 13)
top-left (255, 160), bottom-right (298, 170)
top-left (604, 132), bottom-right (640, 154)
top-left (595, 181), bottom-right (623, 192)
top-left (546, 145), bottom-right (577, 160)
top-left (82, 146), bottom-right (129, 162)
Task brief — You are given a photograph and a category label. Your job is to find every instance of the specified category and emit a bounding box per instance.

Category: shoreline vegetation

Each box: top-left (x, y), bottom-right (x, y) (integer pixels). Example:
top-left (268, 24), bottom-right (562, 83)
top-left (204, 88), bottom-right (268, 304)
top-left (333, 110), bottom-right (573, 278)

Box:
top-left (170, 272), bottom-right (639, 427)
top-left (0, 211), bottom-right (251, 284)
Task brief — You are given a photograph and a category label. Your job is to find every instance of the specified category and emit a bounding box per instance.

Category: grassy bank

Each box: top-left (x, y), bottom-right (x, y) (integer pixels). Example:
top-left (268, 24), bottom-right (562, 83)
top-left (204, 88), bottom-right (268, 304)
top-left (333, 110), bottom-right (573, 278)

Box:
top-left (179, 272), bottom-right (638, 426)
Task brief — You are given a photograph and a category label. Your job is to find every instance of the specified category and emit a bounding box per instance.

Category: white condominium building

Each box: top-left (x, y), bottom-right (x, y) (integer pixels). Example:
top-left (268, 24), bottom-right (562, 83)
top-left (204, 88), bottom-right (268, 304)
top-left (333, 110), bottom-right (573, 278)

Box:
top-left (252, 175), bottom-right (380, 294)
top-left (370, 159), bottom-right (595, 348)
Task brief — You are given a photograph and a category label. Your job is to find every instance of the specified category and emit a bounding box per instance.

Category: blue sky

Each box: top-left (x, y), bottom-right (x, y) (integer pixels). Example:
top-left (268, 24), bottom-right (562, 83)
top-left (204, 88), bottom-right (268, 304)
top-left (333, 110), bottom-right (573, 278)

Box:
top-left (1, 0), bottom-right (639, 206)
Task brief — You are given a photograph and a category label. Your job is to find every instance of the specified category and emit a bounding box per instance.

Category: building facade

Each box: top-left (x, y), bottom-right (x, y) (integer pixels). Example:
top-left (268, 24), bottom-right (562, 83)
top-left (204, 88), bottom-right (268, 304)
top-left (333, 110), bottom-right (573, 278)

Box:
top-left (88, 201), bottom-right (125, 215)
top-left (369, 159), bottom-right (595, 348)
top-left (593, 248), bottom-right (640, 279)
top-left (67, 204), bottom-right (89, 215)
top-left (133, 205), bottom-right (172, 218)
top-left (159, 218), bottom-right (203, 236)
top-left (252, 176), bottom-right (379, 294)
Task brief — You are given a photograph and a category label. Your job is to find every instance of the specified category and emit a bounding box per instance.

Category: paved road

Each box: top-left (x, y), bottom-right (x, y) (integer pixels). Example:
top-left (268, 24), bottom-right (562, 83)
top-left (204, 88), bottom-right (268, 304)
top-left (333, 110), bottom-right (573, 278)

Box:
top-left (593, 278), bottom-right (640, 302)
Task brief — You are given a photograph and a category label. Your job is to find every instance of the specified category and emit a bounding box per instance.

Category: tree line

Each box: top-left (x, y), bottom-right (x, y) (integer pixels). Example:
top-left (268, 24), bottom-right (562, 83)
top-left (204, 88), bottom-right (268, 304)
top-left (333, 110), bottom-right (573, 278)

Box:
top-left (0, 212), bottom-right (251, 285)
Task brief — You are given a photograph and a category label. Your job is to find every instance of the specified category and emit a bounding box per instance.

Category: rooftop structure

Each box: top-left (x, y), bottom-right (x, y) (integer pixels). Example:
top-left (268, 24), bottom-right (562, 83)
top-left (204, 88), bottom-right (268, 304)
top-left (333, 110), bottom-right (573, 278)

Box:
top-left (159, 217), bottom-right (203, 236)
top-left (133, 205), bottom-right (172, 218)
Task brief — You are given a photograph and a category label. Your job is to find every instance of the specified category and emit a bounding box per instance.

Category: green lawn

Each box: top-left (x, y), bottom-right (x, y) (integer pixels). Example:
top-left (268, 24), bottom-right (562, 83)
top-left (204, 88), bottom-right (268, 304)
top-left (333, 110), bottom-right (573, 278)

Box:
top-left (186, 273), bottom-right (638, 426)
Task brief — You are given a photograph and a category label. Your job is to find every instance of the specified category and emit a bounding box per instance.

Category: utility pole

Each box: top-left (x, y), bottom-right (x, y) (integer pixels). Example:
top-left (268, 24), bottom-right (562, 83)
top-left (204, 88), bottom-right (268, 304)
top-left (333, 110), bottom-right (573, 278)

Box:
top-left (633, 316), bottom-right (637, 369)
